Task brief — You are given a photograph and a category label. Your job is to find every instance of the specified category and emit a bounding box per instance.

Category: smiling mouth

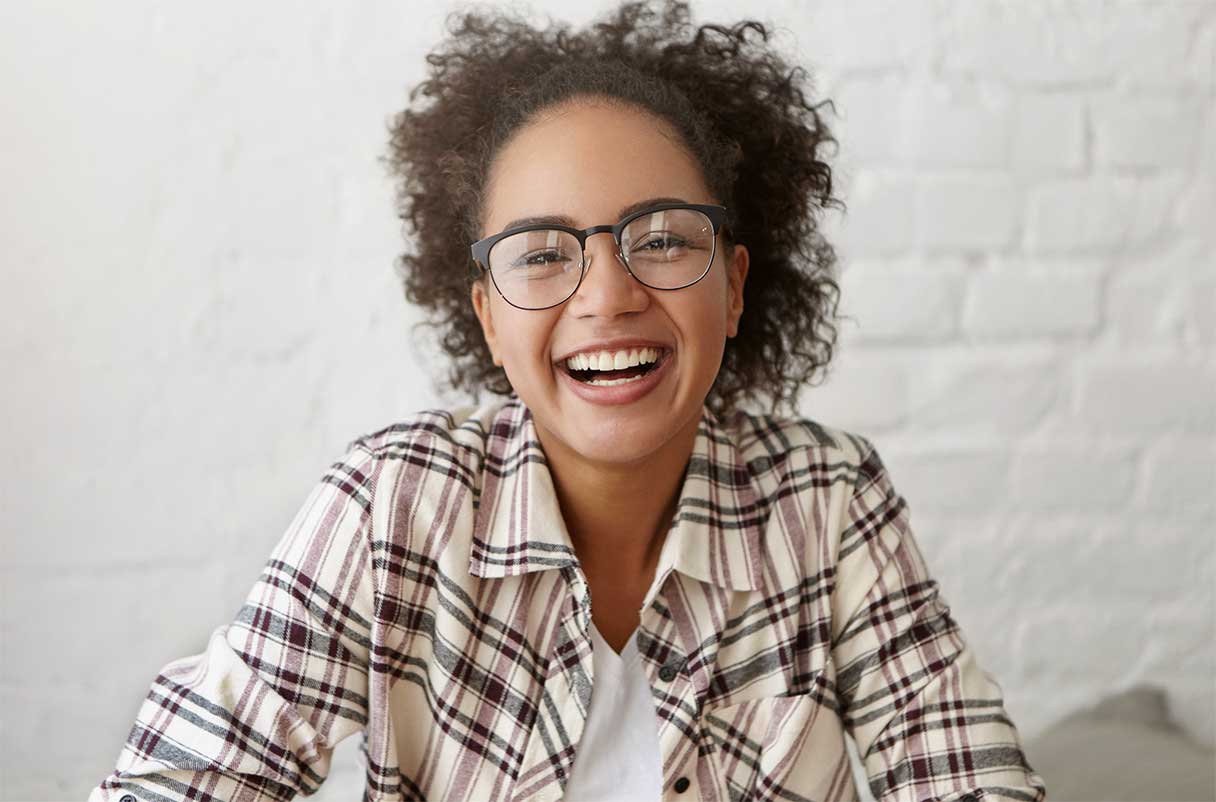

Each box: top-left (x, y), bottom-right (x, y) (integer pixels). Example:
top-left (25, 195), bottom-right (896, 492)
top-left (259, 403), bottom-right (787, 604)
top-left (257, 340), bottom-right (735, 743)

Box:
top-left (559, 349), bottom-right (671, 384)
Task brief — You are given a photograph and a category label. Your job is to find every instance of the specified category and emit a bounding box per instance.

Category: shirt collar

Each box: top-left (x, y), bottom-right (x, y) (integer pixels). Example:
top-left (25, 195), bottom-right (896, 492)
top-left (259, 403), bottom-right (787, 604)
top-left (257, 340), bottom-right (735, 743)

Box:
top-left (469, 396), bottom-right (764, 595)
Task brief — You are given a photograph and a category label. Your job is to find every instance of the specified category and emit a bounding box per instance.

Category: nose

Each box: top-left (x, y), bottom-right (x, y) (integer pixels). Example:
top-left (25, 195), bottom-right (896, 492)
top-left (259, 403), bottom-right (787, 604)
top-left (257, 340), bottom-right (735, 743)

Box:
top-left (567, 232), bottom-right (649, 315)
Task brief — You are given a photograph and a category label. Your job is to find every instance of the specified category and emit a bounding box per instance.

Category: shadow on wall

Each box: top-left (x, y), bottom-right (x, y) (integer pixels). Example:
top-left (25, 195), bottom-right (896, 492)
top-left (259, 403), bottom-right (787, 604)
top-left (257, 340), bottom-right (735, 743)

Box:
top-left (1022, 685), bottom-right (1215, 802)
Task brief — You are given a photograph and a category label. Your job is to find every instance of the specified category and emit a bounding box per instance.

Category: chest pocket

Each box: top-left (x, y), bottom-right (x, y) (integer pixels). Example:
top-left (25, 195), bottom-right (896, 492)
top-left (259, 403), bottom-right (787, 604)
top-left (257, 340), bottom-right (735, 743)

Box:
top-left (699, 693), bottom-right (831, 802)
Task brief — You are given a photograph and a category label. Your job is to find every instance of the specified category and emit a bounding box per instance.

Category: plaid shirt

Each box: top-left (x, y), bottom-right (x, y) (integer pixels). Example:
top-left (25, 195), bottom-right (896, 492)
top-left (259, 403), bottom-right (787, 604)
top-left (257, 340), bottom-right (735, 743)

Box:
top-left (90, 396), bottom-right (1046, 802)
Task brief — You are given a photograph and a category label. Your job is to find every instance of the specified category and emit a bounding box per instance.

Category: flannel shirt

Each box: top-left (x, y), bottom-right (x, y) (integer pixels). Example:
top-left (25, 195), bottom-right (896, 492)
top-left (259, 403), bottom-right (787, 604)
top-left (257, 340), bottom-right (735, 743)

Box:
top-left (90, 395), bottom-right (1046, 802)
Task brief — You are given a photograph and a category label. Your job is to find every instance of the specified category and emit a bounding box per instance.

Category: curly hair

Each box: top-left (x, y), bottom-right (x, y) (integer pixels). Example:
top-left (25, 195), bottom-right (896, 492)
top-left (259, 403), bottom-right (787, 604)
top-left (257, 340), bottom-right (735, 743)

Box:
top-left (384, 0), bottom-right (844, 419)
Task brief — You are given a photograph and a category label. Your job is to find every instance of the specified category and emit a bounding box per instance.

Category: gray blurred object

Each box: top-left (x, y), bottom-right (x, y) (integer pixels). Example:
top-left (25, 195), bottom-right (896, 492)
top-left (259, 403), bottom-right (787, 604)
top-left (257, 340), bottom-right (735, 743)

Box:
top-left (1024, 685), bottom-right (1215, 802)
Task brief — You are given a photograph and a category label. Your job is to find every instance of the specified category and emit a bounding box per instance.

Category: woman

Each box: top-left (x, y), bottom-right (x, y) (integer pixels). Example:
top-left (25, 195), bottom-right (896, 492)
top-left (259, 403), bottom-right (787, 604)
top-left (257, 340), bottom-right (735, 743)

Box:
top-left (91, 2), bottom-right (1046, 800)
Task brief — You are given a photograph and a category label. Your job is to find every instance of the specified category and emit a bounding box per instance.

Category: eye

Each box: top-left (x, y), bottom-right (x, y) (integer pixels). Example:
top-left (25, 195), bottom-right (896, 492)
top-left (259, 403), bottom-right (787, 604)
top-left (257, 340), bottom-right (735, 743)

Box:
top-left (509, 250), bottom-right (574, 268)
top-left (499, 250), bottom-right (582, 283)
top-left (636, 234), bottom-right (689, 250)
top-left (632, 234), bottom-right (694, 257)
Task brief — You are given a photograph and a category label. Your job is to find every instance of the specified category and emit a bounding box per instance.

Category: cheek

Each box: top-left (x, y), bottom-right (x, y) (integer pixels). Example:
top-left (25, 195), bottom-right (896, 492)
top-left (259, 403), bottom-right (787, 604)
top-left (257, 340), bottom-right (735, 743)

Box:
top-left (494, 306), bottom-right (558, 373)
top-left (682, 284), bottom-right (732, 341)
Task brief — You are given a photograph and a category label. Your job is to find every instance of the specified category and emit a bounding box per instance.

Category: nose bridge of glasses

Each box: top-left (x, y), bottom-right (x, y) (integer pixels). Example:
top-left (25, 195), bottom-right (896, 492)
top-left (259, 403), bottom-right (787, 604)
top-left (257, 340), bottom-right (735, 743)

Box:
top-left (582, 226), bottom-right (628, 272)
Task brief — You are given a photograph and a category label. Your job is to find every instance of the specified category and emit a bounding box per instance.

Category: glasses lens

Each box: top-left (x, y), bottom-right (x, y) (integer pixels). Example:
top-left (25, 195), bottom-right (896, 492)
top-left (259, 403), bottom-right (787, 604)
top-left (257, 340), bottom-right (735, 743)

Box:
top-left (488, 229), bottom-right (583, 309)
top-left (621, 209), bottom-right (715, 289)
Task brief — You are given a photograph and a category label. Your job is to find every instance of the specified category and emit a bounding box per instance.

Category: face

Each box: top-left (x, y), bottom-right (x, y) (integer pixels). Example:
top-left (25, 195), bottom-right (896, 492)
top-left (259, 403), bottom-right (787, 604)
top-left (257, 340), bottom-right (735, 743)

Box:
top-left (470, 99), bottom-right (749, 471)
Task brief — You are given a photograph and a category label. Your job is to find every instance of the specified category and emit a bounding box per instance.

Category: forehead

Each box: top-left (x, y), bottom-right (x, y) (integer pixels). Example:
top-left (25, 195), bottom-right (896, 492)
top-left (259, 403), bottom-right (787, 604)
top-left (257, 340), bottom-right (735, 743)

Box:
top-left (482, 101), bottom-right (711, 235)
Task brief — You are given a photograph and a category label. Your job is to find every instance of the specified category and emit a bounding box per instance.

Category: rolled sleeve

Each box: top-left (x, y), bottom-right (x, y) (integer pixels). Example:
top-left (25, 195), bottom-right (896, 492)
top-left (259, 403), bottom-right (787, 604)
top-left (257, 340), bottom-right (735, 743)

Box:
top-left (88, 438), bottom-right (382, 802)
top-left (831, 437), bottom-right (1047, 802)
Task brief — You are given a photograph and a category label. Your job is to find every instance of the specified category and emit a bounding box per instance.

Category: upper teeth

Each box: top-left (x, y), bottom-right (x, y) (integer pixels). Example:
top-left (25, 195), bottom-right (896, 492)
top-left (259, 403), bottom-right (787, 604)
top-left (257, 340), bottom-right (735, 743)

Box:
top-left (565, 347), bottom-right (662, 372)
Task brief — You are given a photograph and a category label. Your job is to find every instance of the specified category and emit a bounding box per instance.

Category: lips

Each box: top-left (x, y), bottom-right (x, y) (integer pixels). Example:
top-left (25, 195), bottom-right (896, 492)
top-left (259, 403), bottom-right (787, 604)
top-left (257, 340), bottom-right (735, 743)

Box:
top-left (556, 346), bottom-right (673, 406)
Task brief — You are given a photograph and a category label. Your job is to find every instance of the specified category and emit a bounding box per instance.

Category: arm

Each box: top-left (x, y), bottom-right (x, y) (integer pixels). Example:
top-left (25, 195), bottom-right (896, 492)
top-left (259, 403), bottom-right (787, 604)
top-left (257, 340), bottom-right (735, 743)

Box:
top-left (832, 437), bottom-right (1047, 802)
top-left (88, 438), bottom-right (383, 802)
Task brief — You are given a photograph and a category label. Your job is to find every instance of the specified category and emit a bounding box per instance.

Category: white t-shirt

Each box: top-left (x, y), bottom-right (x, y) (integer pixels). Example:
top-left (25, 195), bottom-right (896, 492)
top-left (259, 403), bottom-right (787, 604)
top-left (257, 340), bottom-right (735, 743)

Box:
top-left (562, 621), bottom-right (664, 801)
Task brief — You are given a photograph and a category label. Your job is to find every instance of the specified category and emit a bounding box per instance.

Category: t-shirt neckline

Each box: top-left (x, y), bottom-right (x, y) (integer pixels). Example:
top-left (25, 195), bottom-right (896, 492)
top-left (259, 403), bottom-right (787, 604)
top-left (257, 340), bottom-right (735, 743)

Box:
top-left (590, 619), bottom-right (641, 670)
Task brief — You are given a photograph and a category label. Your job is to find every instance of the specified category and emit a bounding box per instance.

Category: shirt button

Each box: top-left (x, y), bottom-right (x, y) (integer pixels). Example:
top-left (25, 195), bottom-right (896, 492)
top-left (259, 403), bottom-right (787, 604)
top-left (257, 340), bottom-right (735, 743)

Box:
top-left (674, 776), bottom-right (691, 793)
top-left (658, 663), bottom-right (679, 681)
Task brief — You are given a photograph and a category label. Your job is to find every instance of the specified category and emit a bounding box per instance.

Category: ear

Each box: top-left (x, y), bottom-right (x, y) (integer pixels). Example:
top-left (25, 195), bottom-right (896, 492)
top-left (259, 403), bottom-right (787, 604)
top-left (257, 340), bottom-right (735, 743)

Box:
top-left (725, 243), bottom-right (749, 338)
top-left (470, 279), bottom-right (504, 366)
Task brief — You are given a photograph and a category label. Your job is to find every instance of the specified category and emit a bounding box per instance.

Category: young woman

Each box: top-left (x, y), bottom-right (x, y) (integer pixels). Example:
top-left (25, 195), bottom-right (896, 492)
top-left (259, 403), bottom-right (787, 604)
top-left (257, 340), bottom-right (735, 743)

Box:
top-left (91, 2), bottom-right (1046, 801)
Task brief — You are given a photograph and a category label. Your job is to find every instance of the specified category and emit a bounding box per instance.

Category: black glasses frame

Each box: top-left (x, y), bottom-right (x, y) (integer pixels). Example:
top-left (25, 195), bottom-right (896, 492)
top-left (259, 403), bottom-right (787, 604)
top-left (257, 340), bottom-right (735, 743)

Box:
top-left (469, 202), bottom-right (728, 311)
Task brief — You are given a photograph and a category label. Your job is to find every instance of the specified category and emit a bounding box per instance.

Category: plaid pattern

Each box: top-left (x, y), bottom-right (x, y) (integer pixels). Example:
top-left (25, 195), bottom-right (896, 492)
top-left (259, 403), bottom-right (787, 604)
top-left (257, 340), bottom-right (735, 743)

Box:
top-left (90, 396), bottom-right (1046, 802)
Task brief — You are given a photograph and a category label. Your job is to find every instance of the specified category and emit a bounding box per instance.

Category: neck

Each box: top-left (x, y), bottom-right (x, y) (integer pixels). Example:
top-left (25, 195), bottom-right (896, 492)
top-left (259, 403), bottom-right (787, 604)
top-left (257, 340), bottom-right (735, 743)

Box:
top-left (535, 411), bottom-right (700, 577)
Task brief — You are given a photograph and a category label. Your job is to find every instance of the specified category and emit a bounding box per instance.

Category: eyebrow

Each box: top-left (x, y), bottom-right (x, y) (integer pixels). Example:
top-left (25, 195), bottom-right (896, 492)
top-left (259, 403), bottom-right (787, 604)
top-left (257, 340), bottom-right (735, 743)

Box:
top-left (498, 196), bottom-right (690, 233)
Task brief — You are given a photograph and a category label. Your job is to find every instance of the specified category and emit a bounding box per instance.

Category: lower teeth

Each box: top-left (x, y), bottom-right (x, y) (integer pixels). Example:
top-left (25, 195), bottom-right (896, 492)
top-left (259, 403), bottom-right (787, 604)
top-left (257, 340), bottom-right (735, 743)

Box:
top-left (586, 373), bottom-right (648, 386)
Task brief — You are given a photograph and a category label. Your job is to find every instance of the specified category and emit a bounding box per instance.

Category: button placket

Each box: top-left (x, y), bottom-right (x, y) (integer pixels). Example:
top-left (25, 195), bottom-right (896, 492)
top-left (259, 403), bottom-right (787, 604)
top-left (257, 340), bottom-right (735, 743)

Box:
top-left (639, 590), bottom-right (704, 801)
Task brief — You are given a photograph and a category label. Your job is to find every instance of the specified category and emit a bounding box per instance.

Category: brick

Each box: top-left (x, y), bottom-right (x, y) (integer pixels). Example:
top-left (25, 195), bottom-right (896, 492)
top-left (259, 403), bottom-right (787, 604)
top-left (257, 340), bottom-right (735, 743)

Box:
top-left (0, 563), bottom-right (235, 689)
top-left (1176, 172), bottom-right (1216, 240)
top-left (803, 351), bottom-right (911, 432)
top-left (784, 0), bottom-right (937, 72)
top-left (963, 267), bottom-right (1101, 339)
top-left (1113, 238), bottom-right (1216, 345)
top-left (1011, 93), bottom-right (1087, 172)
top-left (900, 80), bottom-right (1013, 168)
top-left (1141, 443), bottom-right (1216, 519)
top-left (1188, 278), bottom-right (1216, 345)
top-left (881, 447), bottom-right (1011, 513)
top-left (1107, 273), bottom-right (1200, 346)
top-left (902, 515), bottom-right (966, 595)
top-left (1091, 94), bottom-right (1203, 169)
top-left (1194, 15), bottom-right (1216, 90)
top-left (1103, 0), bottom-right (1216, 90)
top-left (937, 514), bottom-right (1018, 597)
top-left (836, 171), bottom-right (917, 257)
top-left (1142, 609), bottom-right (1216, 679)
top-left (941, 1), bottom-right (1114, 86)
top-left (1016, 601), bottom-right (1159, 679)
top-left (1011, 447), bottom-right (1139, 513)
top-left (916, 175), bottom-right (1020, 250)
top-left (970, 516), bottom-right (1108, 603)
top-left (1026, 175), bottom-right (1186, 253)
top-left (942, 0), bottom-right (1214, 88)
top-left (907, 353), bottom-right (1063, 435)
top-left (833, 76), bottom-right (905, 165)
top-left (838, 76), bottom-right (1017, 168)
top-left (911, 514), bottom-right (997, 580)
top-left (1075, 359), bottom-right (1216, 433)
top-left (838, 260), bottom-right (963, 342)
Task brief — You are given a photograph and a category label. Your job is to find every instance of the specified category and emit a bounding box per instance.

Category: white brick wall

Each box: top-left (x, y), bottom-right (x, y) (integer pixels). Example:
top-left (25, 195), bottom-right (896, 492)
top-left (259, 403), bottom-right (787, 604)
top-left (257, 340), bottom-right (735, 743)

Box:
top-left (2, 0), bottom-right (1212, 799)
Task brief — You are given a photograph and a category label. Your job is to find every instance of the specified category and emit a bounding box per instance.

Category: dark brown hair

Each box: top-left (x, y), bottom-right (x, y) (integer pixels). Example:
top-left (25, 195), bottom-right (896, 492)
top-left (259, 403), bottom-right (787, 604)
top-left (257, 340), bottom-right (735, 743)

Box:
top-left (385, 0), bottom-right (844, 418)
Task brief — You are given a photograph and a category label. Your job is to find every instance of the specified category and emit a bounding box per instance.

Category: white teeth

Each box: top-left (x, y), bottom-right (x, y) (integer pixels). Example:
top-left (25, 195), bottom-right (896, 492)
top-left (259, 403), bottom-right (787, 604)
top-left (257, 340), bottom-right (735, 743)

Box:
top-left (565, 346), bottom-right (662, 373)
top-left (586, 373), bottom-right (649, 386)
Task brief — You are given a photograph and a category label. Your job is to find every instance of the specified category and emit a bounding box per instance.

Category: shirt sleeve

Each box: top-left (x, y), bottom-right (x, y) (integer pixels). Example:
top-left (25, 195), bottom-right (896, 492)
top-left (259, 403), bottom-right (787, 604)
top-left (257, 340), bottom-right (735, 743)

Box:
top-left (87, 437), bottom-right (383, 802)
top-left (830, 436), bottom-right (1047, 802)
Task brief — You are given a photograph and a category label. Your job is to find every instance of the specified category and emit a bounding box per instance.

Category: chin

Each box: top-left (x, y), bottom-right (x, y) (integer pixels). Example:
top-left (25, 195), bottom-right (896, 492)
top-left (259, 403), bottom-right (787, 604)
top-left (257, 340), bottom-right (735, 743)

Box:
top-left (565, 418), bottom-right (663, 460)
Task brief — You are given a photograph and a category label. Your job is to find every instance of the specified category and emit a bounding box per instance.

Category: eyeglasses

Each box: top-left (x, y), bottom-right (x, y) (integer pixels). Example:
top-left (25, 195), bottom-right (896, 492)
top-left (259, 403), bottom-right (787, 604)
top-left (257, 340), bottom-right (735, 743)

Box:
top-left (469, 202), bottom-right (727, 310)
